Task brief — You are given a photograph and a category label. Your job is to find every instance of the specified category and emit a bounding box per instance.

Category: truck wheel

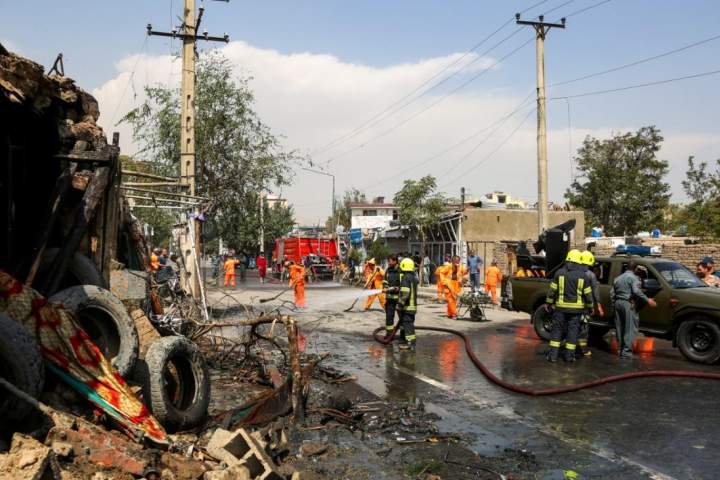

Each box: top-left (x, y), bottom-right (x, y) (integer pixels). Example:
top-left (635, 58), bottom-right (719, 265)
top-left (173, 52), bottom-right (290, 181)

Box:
top-left (532, 305), bottom-right (554, 342)
top-left (0, 314), bottom-right (45, 425)
top-left (139, 336), bottom-right (210, 432)
top-left (676, 318), bottom-right (720, 364)
top-left (50, 286), bottom-right (139, 378)
top-left (37, 247), bottom-right (106, 291)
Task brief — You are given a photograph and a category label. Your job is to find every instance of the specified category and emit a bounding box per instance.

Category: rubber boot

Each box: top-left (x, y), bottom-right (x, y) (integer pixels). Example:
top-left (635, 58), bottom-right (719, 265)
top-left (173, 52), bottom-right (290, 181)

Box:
top-left (545, 348), bottom-right (558, 363)
top-left (399, 341), bottom-right (416, 351)
top-left (564, 350), bottom-right (576, 363)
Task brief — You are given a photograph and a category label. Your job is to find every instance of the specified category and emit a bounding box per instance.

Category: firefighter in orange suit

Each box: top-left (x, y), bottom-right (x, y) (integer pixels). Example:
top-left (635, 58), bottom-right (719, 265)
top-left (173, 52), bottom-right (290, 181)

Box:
top-left (288, 261), bottom-right (306, 308)
top-left (485, 260), bottom-right (503, 304)
top-left (435, 255), bottom-right (451, 302)
top-left (364, 258), bottom-right (386, 310)
top-left (150, 248), bottom-right (161, 272)
top-left (443, 255), bottom-right (467, 319)
top-left (223, 256), bottom-right (241, 288)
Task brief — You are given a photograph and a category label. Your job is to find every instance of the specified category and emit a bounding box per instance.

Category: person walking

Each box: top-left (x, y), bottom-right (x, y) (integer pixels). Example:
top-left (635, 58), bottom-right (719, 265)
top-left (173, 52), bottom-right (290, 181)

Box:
top-left (443, 255), bottom-right (467, 319)
top-left (435, 254), bottom-right (451, 302)
top-left (223, 255), bottom-right (240, 288)
top-left (397, 257), bottom-right (419, 351)
top-left (544, 250), bottom-right (594, 363)
top-left (288, 260), bottom-right (306, 308)
top-left (467, 250), bottom-right (483, 292)
top-left (364, 258), bottom-right (386, 310)
top-left (611, 261), bottom-right (657, 359)
top-left (256, 253), bottom-right (267, 284)
top-left (485, 261), bottom-right (503, 304)
top-left (382, 254), bottom-right (402, 340)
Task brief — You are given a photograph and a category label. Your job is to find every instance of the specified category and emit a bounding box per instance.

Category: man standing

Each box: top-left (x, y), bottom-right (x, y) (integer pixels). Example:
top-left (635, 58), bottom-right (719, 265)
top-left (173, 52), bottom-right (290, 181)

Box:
top-left (382, 254), bottom-right (402, 340)
top-left (611, 261), bottom-right (657, 359)
top-left (256, 253), bottom-right (267, 284)
top-left (443, 255), bottom-right (467, 319)
top-left (577, 251), bottom-right (604, 357)
top-left (435, 254), bottom-right (451, 302)
top-left (238, 252), bottom-right (248, 282)
top-left (397, 257), bottom-right (419, 351)
top-left (223, 255), bottom-right (240, 288)
top-left (467, 250), bottom-right (483, 292)
top-left (364, 258), bottom-right (386, 310)
top-left (544, 250), bottom-right (594, 363)
top-left (288, 260), bottom-right (306, 308)
top-left (485, 260), bottom-right (503, 304)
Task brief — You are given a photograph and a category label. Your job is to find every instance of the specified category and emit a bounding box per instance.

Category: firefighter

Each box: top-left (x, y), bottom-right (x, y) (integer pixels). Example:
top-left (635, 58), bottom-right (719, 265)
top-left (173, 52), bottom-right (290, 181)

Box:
top-left (223, 255), bottom-right (241, 288)
top-left (544, 249), bottom-right (594, 363)
top-left (382, 254), bottom-right (402, 340)
top-left (435, 255), bottom-right (451, 302)
top-left (397, 257), bottom-right (419, 351)
top-left (443, 255), bottom-right (467, 319)
top-left (364, 258), bottom-right (386, 310)
top-left (576, 250), bottom-right (605, 357)
top-left (287, 260), bottom-right (306, 308)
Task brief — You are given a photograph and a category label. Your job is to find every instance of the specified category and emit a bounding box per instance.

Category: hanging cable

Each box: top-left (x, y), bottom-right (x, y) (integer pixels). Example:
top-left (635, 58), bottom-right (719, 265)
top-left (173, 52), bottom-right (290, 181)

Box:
top-left (109, 35), bottom-right (149, 126)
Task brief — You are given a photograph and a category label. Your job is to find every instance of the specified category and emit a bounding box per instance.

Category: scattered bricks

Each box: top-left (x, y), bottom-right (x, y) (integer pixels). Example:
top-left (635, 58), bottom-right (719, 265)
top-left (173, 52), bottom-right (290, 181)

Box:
top-left (204, 429), bottom-right (282, 480)
top-left (46, 426), bottom-right (148, 477)
top-left (160, 452), bottom-right (206, 480)
top-left (50, 441), bottom-right (73, 459)
top-left (203, 465), bottom-right (251, 480)
top-left (0, 433), bottom-right (55, 480)
top-left (130, 308), bottom-right (162, 358)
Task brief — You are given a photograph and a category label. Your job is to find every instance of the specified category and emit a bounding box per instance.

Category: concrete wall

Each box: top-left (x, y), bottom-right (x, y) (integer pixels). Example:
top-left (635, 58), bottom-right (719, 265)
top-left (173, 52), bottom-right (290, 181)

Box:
top-left (463, 209), bottom-right (585, 244)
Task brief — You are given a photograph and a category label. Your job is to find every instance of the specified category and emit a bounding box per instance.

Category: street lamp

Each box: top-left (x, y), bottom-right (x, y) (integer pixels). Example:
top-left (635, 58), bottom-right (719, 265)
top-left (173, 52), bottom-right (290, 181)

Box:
top-left (302, 168), bottom-right (336, 234)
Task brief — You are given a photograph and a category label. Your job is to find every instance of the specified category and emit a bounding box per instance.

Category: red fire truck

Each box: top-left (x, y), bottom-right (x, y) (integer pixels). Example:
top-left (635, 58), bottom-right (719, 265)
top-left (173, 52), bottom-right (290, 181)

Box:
top-left (272, 237), bottom-right (338, 280)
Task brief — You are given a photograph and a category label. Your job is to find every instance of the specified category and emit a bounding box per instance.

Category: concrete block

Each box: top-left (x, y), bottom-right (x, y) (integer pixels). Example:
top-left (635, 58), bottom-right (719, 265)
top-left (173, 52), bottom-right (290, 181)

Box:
top-left (204, 428), bottom-right (282, 480)
top-left (0, 433), bottom-right (55, 480)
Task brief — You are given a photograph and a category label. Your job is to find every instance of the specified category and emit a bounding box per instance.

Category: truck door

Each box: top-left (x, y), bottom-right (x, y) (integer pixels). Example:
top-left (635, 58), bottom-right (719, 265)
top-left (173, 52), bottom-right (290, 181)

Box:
top-left (635, 264), bottom-right (673, 333)
top-left (593, 260), bottom-right (614, 326)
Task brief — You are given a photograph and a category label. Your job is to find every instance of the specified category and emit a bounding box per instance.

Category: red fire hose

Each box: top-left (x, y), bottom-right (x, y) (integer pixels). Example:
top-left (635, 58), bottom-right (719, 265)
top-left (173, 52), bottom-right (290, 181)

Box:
top-left (372, 326), bottom-right (720, 396)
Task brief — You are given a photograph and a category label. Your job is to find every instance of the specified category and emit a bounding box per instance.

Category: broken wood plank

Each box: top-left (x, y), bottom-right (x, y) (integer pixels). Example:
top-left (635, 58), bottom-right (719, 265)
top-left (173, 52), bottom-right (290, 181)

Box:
top-left (120, 185), bottom-right (208, 200)
top-left (54, 150), bottom-right (111, 162)
top-left (122, 181), bottom-right (187, 188)
top-left (121, 170), bottom-right (181, 182)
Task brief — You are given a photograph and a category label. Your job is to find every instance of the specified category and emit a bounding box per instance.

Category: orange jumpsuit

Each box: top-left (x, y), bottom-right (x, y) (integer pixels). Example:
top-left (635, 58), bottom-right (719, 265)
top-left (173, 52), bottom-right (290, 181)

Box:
top-left (443, 264), bottom-right (467, 318)
top-left (289, 264), bottom-right (306, 308)
top-left (435, 263), bottom-right (450, 302)
top-left (364, 267), bottom-right (386, 310)
top-left (223, 258), bottom-right (240, 287)
top-left (485, 265), bottom-right (503, 304)
top-left (150, 253), bottom-right (160, 272)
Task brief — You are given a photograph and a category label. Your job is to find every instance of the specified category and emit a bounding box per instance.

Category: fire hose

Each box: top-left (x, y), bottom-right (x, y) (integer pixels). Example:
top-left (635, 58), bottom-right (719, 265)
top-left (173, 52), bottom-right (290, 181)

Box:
top-left (372, 325), bottom-right (720, 396)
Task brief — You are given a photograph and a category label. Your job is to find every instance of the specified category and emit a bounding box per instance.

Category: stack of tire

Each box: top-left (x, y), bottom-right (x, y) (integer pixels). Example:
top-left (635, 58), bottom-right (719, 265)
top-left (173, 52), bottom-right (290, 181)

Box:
top-left (0, 250), bottom-right (210, 433)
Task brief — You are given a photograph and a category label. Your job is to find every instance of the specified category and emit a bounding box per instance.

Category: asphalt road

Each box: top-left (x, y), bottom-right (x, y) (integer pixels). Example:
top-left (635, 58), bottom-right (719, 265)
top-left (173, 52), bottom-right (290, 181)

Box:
top-left (213, 277), bottom-right (720, 479)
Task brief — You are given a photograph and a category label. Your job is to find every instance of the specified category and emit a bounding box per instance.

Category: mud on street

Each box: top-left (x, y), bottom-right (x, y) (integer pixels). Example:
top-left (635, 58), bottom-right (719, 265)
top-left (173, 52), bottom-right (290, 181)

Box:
top-left (212, 274), bottom-right (720, 480)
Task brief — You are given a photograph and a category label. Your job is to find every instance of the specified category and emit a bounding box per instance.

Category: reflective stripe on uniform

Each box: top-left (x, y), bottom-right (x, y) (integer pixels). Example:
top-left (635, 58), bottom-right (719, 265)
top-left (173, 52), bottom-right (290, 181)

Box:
top-left (557, 277), bottom-right (586, 310)
top-left (549, 340), bottom-right (561, 348)
top-left (546, 281), bottom-right (558, 303)
top-left (386, 325), bottom-right (394, 331)
top-left (406, 334), bottom-right (416, 341)
top-left (565, 342), bottom-right (576, 351)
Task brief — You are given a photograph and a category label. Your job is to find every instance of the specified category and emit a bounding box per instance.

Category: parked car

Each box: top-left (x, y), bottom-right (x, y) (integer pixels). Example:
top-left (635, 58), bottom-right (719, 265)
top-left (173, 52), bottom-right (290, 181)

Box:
top-left (510, 254), bottom-right (720, 364)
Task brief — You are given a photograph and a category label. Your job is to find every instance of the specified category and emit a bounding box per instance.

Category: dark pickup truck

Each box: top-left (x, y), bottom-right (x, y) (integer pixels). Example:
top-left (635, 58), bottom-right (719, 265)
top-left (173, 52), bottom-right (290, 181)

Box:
top-left (510, 255), bottom-right (720, 364)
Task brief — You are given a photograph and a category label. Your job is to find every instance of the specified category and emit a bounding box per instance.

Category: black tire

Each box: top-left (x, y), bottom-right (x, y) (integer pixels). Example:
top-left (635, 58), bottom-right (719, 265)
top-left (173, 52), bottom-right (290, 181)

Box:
top-left (676, 318), bottom-right (720, 365)
top-left (532, 305), bottom-right (555, 341)
top-left (0, 314), bottom-right (45, 424)
top-left (37, 247), bottom-right (106, 291)
top-left (140, 336), bottom-right (210, 432)
top-left (49, 285), bottom-right (139, 378)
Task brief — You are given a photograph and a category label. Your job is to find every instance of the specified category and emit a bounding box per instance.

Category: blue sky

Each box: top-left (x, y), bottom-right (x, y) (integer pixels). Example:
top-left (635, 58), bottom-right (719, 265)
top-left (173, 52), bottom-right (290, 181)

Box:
top-left (3, 0), bottom-right (720, 223)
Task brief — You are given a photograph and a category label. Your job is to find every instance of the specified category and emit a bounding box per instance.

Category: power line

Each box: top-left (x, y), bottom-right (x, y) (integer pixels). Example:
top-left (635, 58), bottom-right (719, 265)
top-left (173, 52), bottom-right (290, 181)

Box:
top-left (550, 68), bottom-right (720, 100)
top-left (438, 107), bottom-right (536, 190)
top-left (542, 0), bottom-right (577, 17)
top-left (110, 35), bottom-right (149, 126)
top-left (311, 0), bottom-right (552, 156)
top-left (549, 32), bottom-right (720, 88)
top-left (564, 0), bottom-right (613, 18)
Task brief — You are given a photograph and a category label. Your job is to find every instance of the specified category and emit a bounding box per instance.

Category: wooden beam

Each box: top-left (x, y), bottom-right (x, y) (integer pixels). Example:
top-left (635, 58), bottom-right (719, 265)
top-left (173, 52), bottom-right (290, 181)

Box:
top-left (120, 186), bottom-right (208, 200)
top-left (54, 151), bottom-right (111, 163)
top-left (121, 170), bottom-right (181, 182)
top-left (122, 182), bottom-right (187, 188)
top-left (125, 194), bottom-right (198, 205)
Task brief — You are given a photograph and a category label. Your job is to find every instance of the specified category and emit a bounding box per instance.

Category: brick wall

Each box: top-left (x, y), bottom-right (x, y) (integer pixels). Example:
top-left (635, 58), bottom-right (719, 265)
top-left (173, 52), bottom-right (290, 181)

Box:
top-left (588, 241), bottom-right (720, 271)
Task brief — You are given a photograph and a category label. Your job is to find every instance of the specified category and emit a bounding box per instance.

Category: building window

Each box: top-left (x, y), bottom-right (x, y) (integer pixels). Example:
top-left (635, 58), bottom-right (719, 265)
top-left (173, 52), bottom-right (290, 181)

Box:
top-left (393, 210), bottom-right (399, 220)
top-left (363, 209), bottom-right (377, 216)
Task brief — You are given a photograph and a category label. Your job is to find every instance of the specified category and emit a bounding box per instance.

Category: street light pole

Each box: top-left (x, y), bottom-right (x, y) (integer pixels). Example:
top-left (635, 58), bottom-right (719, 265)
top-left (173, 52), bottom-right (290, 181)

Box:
top-left (302, 168), bottom-right (336, 234)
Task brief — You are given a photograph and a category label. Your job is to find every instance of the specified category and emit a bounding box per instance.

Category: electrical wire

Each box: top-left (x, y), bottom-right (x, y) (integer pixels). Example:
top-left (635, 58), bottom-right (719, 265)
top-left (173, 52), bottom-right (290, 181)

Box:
top-left (550, 68), bottom-right (720, 100)
top-left (564, 0), bottom-right (613, 18)
top-left (109, 35), bottom-right (149, 126)
top-left (549, 32), bottom-right (720, 88)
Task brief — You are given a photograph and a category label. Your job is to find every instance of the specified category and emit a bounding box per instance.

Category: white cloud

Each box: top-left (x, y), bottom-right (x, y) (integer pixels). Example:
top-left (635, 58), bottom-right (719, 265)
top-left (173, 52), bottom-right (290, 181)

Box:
top-left (94, 41), bottom-right (719, 224)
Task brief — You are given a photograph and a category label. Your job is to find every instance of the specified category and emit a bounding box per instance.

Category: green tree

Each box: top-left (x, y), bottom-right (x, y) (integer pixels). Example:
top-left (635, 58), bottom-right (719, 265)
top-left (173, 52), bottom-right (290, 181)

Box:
top-left (681, 156), bottom-right (720, 238)
top-left (327, 188), bottom-right (366, 231)
top-left (122, 51), bottom-right (301, 252)
top-left (394, 175), bottom-right (446, 283)
top-left (565, 126), bottom-right (671, 236)
top-left (367, 239), bottom-right (390, 263)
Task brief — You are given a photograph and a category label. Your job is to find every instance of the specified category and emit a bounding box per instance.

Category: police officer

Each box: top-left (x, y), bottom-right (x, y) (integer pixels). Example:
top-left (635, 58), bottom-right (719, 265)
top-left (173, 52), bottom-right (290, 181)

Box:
top-left (611, 261), bottom-right (657, 359)
top-left (576, 250), bottom-right (605, 357)
top-left (397, 258), bottom-right (419, 351)
top-left (382, 254), bottom-right (402, 340)
top-left (544, 250), bottom-right (594, 363)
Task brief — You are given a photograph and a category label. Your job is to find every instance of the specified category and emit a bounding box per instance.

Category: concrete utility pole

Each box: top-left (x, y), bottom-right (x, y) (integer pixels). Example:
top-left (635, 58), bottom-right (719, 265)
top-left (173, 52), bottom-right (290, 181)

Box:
top-left (147, 1), bottom-right (229, 298)
top-left (516, 13), bottom-right (565, 235)
top-left (259, 192), bottom-right (265, 254)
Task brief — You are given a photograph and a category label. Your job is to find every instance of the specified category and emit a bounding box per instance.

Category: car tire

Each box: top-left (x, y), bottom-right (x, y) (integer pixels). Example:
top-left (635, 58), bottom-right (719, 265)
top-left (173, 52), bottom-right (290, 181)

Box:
top-left (36, 247), bottom-right (106, 291)
top-left (49, 285), bottom-right (139, 378)
top-left (676, 318), bottom-right (720, 365)
top-left (139, 336), bottom-right (210, 432)
top-left (0, 314), bottom-right (45, 425)
top-left (532, 305), bottom-right (554, 342)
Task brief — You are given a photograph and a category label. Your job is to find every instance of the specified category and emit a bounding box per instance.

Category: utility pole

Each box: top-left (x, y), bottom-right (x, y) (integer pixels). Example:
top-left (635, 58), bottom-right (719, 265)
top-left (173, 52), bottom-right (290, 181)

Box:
top-left (516, 13), bottom-right (565, 235)
top-left (259, 192), bottom-right (265, 254)
top-left (147, 1), bottom-right (229, 298)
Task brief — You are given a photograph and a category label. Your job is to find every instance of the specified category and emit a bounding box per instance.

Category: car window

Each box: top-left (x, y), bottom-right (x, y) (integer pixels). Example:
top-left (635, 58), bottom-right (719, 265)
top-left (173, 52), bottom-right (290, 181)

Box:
top-left (653, 262), bottom-right (706, 289)
top-left (593, 262), bottom-right (611, 284)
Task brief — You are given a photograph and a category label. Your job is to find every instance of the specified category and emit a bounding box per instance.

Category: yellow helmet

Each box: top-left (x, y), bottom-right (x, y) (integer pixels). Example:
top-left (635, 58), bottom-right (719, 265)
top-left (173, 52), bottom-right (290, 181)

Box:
top-left (565, 249), bottom-right (583, 264)
top-left (399, 258), bottom-right (415, 272)
top-left (580, 250), bottom-right (595, 266)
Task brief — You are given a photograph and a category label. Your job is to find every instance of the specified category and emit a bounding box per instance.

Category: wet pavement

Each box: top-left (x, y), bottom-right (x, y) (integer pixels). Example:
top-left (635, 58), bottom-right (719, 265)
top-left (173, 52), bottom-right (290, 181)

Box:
top-left (213, 278), bottom-right (720, 479)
